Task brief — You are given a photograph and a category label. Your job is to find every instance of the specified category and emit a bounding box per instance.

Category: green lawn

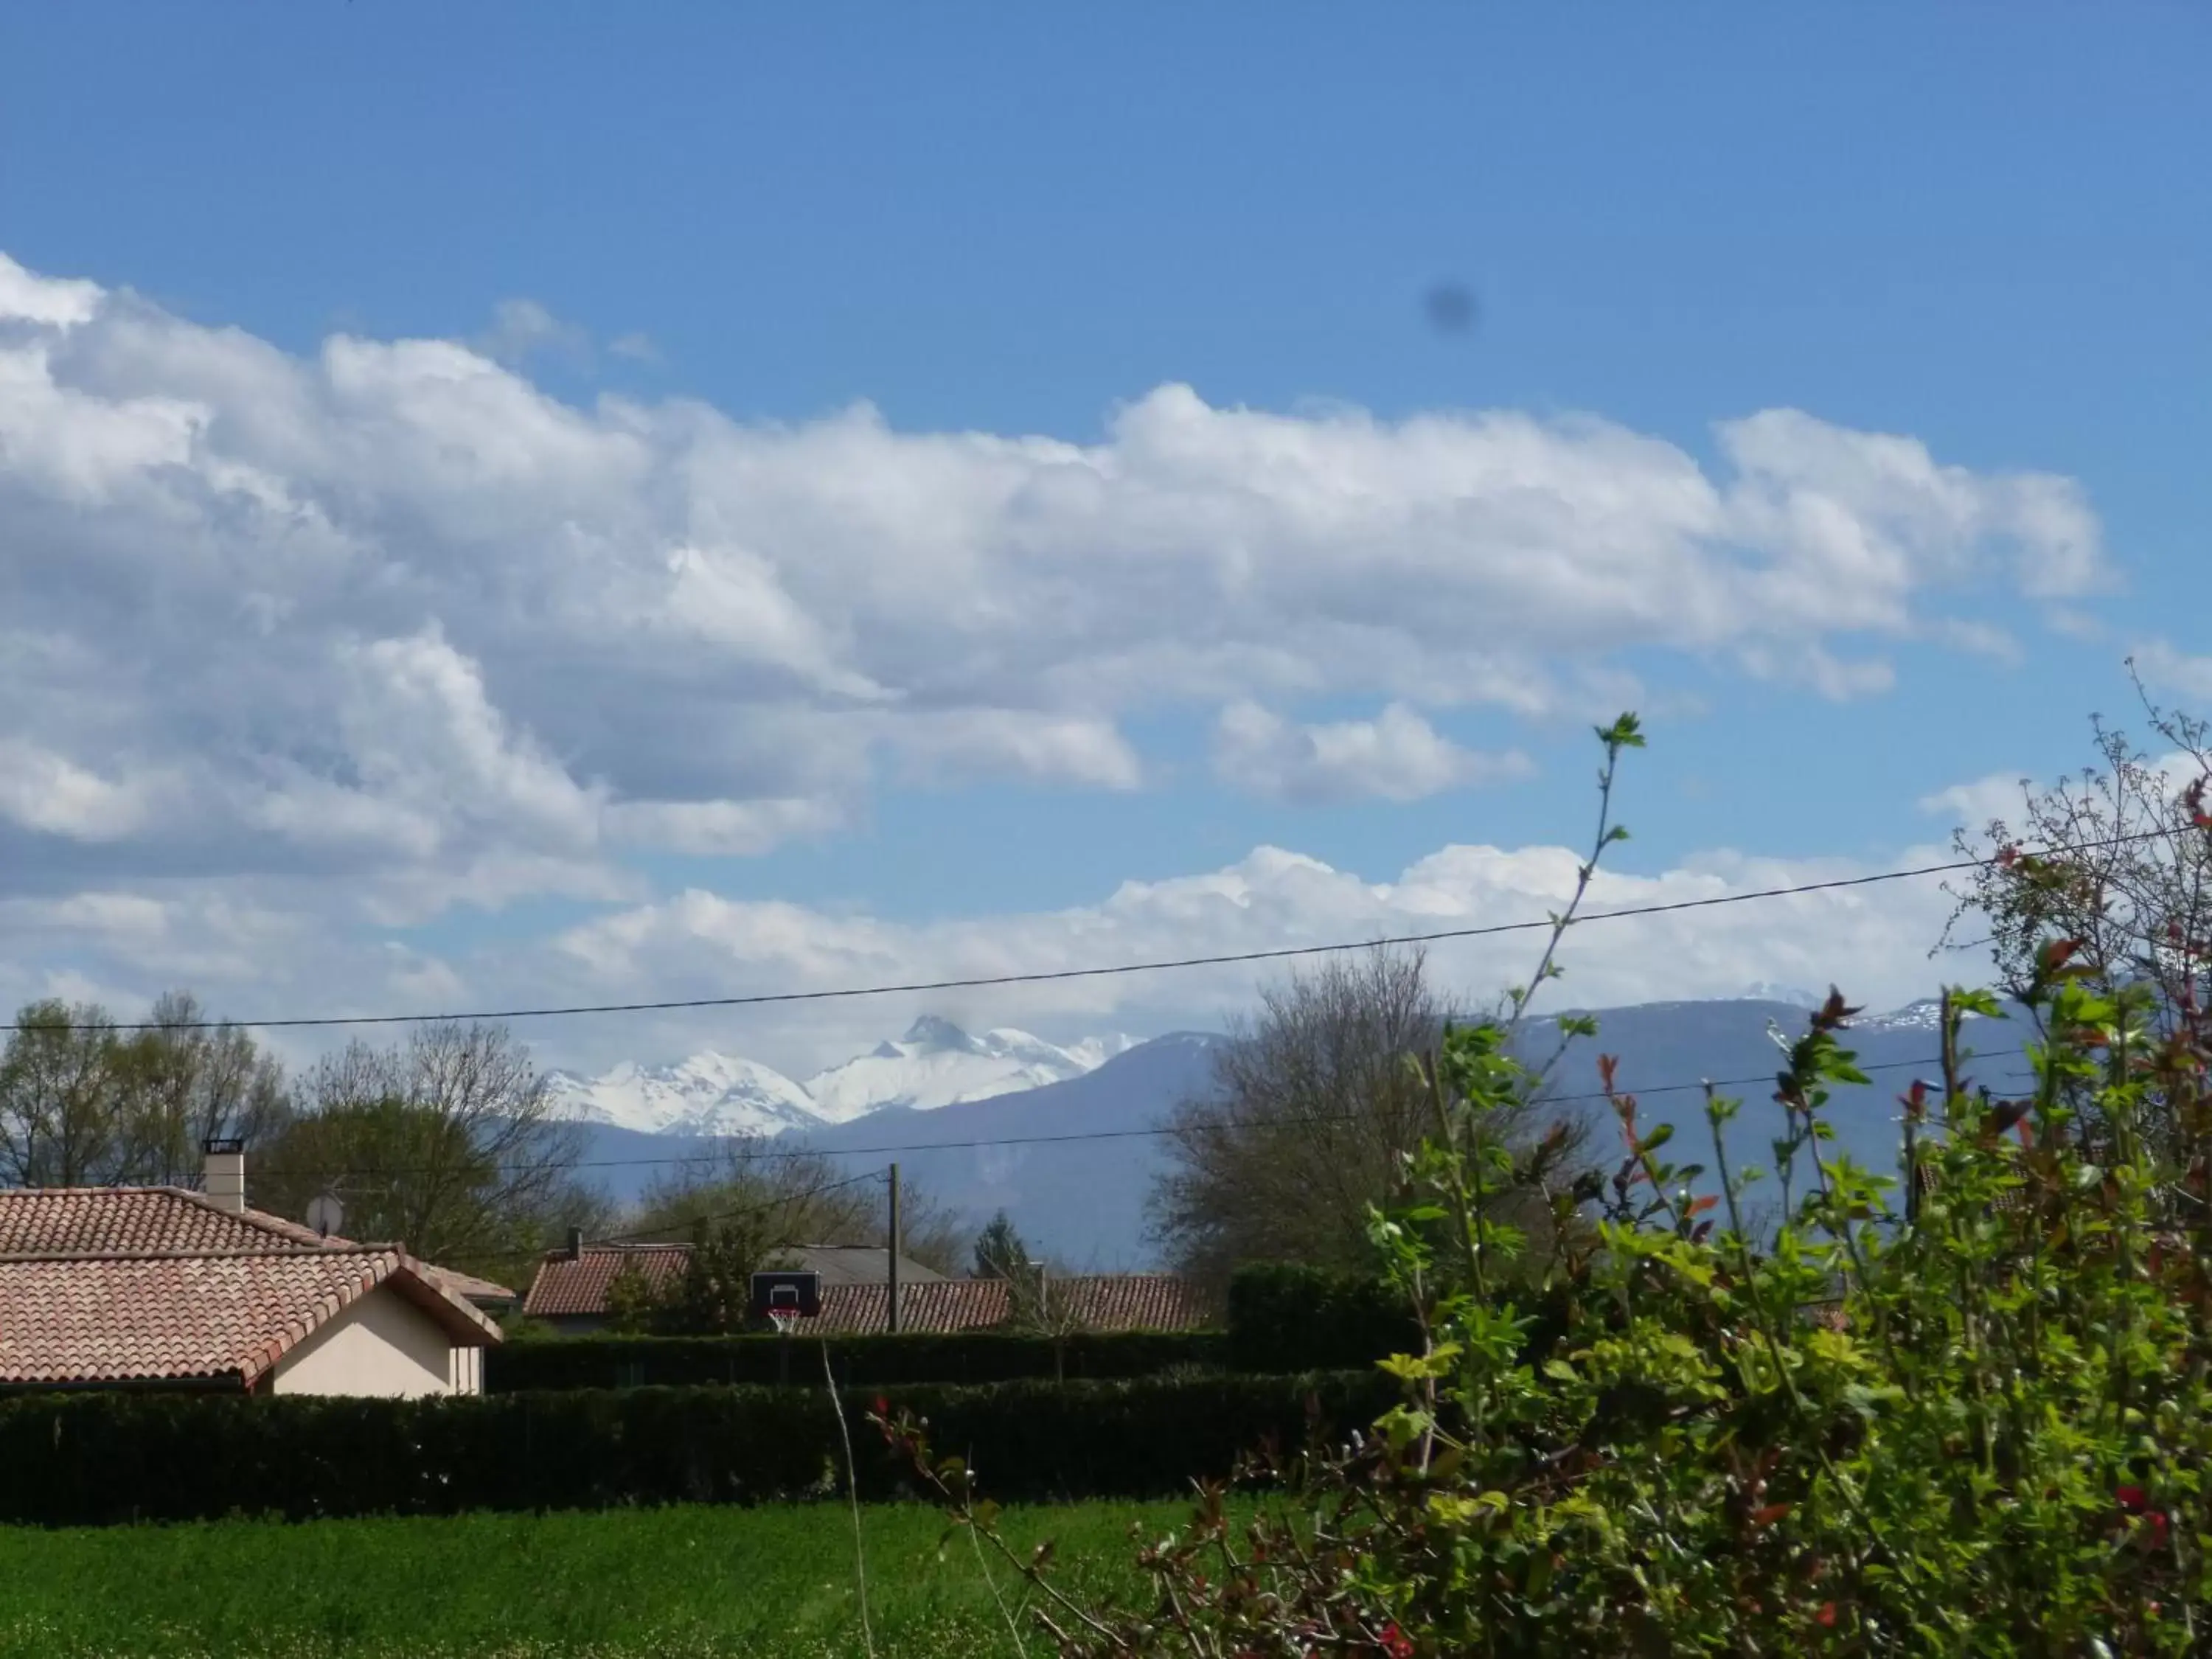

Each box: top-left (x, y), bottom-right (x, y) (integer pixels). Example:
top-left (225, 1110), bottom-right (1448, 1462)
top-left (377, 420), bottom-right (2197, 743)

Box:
top-left (0, 1500), bottom-right (1189, 1658)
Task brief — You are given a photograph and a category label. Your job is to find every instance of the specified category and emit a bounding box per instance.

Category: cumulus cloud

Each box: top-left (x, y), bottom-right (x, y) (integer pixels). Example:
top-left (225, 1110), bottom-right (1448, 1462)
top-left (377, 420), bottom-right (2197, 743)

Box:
top-left (886, 710), bottom-right (1144, 791)
top-left (2132, 640), bottom-right (2212, 703)
top-left (1213, 701), bottom-right (1531, 802)
top-left (0, 739), bottom-right (162, 841)
top-left (0, 250), bottom-right (2107, 945)
top-left (1918, 773), bottom-right (2031, 832)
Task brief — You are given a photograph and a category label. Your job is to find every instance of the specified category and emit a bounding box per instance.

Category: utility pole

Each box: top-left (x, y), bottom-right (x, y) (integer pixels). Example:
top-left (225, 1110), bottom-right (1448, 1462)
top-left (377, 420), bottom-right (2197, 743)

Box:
top-left (886, 1161), bottom-right (902, 1335)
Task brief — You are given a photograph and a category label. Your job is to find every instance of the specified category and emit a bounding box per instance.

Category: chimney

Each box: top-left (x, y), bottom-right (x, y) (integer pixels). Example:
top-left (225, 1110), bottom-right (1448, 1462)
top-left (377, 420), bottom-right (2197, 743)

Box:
top-left (203, 1137), bottom-right (246, 1214)
top-left (566, 1226), bottom-right (585, 1260)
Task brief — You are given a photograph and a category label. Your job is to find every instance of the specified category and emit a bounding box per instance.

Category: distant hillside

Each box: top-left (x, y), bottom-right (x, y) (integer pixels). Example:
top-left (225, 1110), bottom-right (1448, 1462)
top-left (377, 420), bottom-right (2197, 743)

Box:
top-left (1521, 995), bottom-right (2034, 1201)
top-left (796, 1032), bottom-right (1225, 1270)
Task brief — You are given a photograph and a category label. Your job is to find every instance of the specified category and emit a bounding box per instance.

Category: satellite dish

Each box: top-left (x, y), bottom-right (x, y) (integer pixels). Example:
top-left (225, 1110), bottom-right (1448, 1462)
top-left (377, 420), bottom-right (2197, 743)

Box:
top-left (305, 1193), bottom-right (345, 1239)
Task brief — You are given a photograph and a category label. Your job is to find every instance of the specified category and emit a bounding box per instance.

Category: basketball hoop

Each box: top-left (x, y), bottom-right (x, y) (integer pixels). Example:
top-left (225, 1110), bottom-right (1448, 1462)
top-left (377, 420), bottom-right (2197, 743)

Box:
top-left (767, 1306), bottom-right (807, 1337)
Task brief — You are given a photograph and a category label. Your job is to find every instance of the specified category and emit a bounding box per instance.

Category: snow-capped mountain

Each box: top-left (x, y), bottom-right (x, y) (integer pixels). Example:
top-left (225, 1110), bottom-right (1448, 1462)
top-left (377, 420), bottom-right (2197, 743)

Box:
top-left (544, 1052), bottom-right (824, 1139)
top-left (1739, 981), bottom-right (1823, 1009)
top-left (804, 1016), bottom-right (1113, 1124)
top-left (1857, 996), bottom-right (1998, 1034)
top-left (1066, 1032), bottom-right (1143, 1070)
top-left (546, 1016), bottom-right (1136, 1137)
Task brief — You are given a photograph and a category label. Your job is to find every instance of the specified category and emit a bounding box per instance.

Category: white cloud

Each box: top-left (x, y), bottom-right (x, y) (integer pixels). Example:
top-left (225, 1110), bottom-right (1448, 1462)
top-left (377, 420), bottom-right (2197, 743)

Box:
top-left (2132, 639), bottom-right (2212, 703)
top-left (0, 250), bottom-right (2108, 933)
top-left (0, 739), bottom-right (161, 841)
top-left (472, 297), bottom-right (591, 368)
top-left (886, 710), bottom-right (1144, 791)
top-left (1213, 701), bottom-right (1532, 802)
top-left (1918, 773), bottom-right (2030, 830)
top-left (603, 796), bottom-right (844, 857)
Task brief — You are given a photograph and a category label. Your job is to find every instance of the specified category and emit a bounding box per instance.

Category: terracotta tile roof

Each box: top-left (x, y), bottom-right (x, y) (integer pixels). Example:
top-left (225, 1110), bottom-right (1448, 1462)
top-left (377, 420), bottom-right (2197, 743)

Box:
top-left (813, 1274), bottom-right (1214, 1335)
top-left (811, 1279), bottom-right (1008, 1333)
top-left (522, 1242), bottom-right (1211, 1334)
top-left (0, 1186), bottom-right (518, 1302)
top-left (0, 1186), bottom-right (504, 1389)
top-left (0, 1186), bottom-right (333, 1254)
top-left (524, 1242), bottom-right (942, 1318)
top-left (523, 1245), bottom-right (689, 1318)
top-left (1054, 1274), bottom-right (1214, 1332)
top-left (0, 1246), bottom-right (498, 1388)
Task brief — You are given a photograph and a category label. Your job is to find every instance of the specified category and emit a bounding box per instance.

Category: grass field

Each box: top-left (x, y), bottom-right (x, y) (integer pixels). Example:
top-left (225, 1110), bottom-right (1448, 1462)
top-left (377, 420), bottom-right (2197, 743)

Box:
top-left (0, 1500), bottom-right (1193, 1658)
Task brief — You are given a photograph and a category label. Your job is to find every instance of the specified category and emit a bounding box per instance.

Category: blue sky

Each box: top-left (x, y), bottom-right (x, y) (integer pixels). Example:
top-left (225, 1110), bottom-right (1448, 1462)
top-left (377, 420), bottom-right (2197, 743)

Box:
top-left (1, 4), bottom-right (2205, 1072)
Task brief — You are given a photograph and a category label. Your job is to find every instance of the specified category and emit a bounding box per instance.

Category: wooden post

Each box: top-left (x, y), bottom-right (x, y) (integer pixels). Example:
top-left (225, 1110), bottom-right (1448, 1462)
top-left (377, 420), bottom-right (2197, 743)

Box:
top-left (886, 1162), bottom-right (902, 1335)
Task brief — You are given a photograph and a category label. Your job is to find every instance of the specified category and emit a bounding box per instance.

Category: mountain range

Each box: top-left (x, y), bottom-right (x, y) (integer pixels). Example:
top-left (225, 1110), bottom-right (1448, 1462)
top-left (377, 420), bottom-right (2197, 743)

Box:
top-left (545, 1015), bottom-right (1139, 1138)
top-left (558, 995), bottom-right (2038, 1268)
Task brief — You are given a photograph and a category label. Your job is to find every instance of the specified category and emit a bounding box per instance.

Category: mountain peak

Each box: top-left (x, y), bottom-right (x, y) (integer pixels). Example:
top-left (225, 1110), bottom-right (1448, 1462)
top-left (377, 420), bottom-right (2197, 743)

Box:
top-left (901, 1014), bottom-right (975, 1051)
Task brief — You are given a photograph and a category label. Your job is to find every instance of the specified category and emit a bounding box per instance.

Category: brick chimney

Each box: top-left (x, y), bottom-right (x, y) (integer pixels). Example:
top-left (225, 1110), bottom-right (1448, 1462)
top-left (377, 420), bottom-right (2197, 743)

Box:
top-left (203, 1137), bottom-right (246, 1214)
top-left (566, 1226), bottom-right (585, 1260)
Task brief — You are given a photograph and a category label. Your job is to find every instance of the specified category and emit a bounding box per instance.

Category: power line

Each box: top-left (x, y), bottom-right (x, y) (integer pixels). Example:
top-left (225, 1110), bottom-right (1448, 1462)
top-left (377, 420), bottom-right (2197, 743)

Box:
top-left (7, 827), bottom-right (2157, 1037)
top-left (385, 1051), bottom-right (2053, 1275)
top-left (296, 1051), bottom-right (2047, 1180)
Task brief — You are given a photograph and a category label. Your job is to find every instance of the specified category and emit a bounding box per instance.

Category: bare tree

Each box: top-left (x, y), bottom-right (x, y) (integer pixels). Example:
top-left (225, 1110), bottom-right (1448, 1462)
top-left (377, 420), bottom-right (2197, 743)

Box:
top-left (254, 1021), bottom-right (604, 1278)
top-left (625, 1138), bottom-right (880, 1247)
top-left (1940, 671), bottom-right (2212, 1162)
top-left (625, 1141), bottom-right (970, 1277)
top-left (888, 1180), bottom-right (970, 1278)
top-left (1150, 945), bottom-right (1582, 1294)
top-left (1944, 676), bottom-right (2212, 1025)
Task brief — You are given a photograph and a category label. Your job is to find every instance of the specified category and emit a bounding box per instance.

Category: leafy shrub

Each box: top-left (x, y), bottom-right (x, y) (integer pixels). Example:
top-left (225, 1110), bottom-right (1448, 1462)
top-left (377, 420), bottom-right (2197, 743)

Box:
top-left (0, 1371), bottom-right (1385, 1526)
top-left (883, 714), bottom-right (2212, 1654)
top-left (485, 1329), bottom-right (1228, 1392)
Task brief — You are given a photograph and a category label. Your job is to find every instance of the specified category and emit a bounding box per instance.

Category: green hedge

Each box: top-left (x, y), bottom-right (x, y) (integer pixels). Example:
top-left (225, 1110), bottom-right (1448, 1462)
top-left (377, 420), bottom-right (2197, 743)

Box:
top-left (1225, 1264), bottom-right (1423, 1373)
top-left (0, 1371), bottom-right (1391, 1527)
top-left (1225, 1264), bottom-right (1573, 1374)
top-left (487, 1329), bottom-right (1230, 1393)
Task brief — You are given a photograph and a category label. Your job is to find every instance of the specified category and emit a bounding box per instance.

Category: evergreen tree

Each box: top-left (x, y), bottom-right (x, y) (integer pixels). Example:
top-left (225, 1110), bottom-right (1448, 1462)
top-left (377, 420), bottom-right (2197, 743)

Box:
top-left (970, 1209), bottom-right (1034, 1280)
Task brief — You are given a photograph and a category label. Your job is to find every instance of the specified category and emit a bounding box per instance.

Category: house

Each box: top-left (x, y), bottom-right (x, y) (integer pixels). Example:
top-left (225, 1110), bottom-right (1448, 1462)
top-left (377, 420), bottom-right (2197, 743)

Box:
top-left (0, 1144), bottom-right (507, 1397)
top-left (519, 1240), bottom-right (690, 1334)
top-left (521, 1234), bottom-right (1210, 1335)
top-left (521, 1235), bottom-right (947, 1335)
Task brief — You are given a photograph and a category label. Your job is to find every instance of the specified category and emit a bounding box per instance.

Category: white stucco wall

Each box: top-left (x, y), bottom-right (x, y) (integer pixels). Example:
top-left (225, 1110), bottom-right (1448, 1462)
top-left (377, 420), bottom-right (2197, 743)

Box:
top-left (270, 1284), bottom-right (481, 1398)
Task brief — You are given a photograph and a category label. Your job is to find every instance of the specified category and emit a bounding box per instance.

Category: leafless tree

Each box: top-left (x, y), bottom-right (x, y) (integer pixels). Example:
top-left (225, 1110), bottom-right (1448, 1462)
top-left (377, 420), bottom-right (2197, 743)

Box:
top-left (255, 1020), bottom-right (604, 1278)
top-left (1150, 945), bottom-right (1582, 1295)
top-left (1943, 675), bottom-right (2212, 1023)
top-left (625, 1140), bottom-right (969, 1276)
top-left (1940, 669), bottom-right (2212, 1160)
top-left (625, 1138), bottom-right (880, 1246)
